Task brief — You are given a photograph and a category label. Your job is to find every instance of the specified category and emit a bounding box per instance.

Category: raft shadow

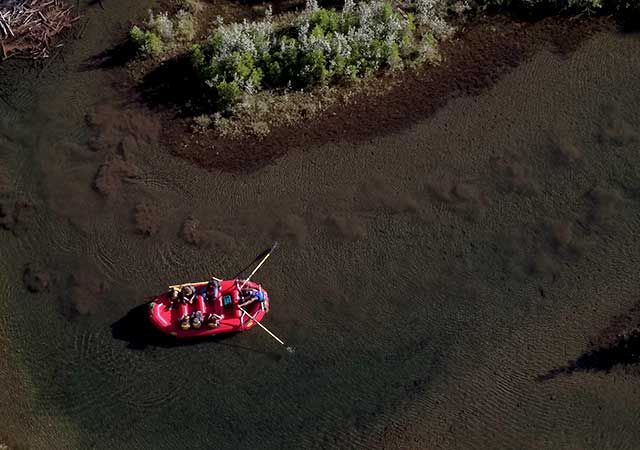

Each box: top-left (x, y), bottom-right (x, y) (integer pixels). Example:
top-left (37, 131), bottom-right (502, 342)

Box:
top-left (537, 330), bottom-right (640, 381)
top-left (110, 303), bottom-right (283, 360)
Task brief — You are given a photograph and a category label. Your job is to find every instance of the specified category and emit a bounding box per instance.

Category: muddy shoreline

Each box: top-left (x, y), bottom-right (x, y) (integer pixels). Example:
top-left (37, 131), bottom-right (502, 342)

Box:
top-left (167, 13), bottom-right (613, 173)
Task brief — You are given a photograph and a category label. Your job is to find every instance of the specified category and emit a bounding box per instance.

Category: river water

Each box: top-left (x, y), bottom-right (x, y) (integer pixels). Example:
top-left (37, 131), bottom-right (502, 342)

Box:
top-left (1, 2), bottom-right (640, 449)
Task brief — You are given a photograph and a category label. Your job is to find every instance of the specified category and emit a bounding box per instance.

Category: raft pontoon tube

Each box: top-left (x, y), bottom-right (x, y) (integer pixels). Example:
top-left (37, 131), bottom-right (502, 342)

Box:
top-left (148, 279), bottom-right (269, 338)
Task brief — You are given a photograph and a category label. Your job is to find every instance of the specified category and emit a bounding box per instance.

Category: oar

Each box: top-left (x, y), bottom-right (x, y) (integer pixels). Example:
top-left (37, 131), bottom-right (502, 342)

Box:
top-left (168, 276), bottom-right (222, 290)
top-left (232, 245), bottom-right (274, 279)
top-left (240, 305), bottom-right (294, 354)
top-left (239, 242), bottom-right (278, 291)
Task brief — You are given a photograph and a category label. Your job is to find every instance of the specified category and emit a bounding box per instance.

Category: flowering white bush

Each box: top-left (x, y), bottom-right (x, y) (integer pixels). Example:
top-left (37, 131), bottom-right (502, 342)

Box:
top-left (414, 0), bottom-right (453, 38)
top-left (130, 8), bottom-right (196, 57)
top-left (175, 10), bottom-right (196, 42)
top-left (148, 11), bottom-right (175, 43)
top-left (190, 0), bottom-right (447, 109)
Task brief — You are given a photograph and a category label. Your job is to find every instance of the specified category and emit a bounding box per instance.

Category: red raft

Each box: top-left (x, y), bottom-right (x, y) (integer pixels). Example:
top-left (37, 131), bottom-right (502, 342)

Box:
top-left (148, 279), bottom-right (269, 338)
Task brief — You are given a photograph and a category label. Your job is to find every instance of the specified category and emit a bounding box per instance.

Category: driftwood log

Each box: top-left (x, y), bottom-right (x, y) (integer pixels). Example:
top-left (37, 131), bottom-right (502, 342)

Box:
top-left (0, 0), bottom-right (78, 59)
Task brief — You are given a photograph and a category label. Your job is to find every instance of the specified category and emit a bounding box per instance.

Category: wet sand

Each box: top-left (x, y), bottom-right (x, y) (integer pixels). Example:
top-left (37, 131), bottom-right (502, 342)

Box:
top-left (1, 1), bottom-right (640, 449)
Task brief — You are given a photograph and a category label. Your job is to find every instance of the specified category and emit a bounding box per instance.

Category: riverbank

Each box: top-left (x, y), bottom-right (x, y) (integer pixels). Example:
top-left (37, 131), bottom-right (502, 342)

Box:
top-left (168, 12), bottom-right (614, 172)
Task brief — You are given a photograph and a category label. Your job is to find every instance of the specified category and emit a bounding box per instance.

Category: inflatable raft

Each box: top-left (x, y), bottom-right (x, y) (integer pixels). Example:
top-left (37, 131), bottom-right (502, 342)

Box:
top-left (148, 279), bottom-right (269, 338)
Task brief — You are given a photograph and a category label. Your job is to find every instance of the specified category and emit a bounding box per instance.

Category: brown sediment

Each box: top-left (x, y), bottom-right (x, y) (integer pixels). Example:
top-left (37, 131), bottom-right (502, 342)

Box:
top-left (23, 263), bottom-right (51, 293)
top-left (325, 213), bottom-right (368, 241)
top-left (0, 196), bottom-right (33, 233)
top-left (179, 215), bottom-right (236, 250)
top-left (132, 202), bottom-right (160, 236)
top-left (358, 175), bottom-right (420, 214)
top-left (587, 185), bottom-right (625, 226)
top-left (92, 155), bottom-right (140, 196)
top-left (491, 151), bottom-right (539, 194)
top-left (169, 14), bottom-right (612, 173)
top-left (61, 268), bottom-right (109, 318)
top-left (597, 102), bottom-right (640, 146)
top-left (86, 105), bottom-right (160, 154)
top-left (268, 213), bottom-right (308, 246)
top-left (180, 215), bottom-right (208, 246)
top-left (0, 164), bottom-right (9, 193)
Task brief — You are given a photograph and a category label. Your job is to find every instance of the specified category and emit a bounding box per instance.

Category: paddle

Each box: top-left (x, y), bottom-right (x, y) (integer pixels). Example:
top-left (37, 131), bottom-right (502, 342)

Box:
top-left (232, 245), bottom-right (274, 279)
top-left (236, 242), bottom-right (293, 353)
top-left (168, 276), bottom-right (222, 290)
top-left (240, 305), bottom-right (295, 354)
top-left (239, 241), bottom-right (279, 291)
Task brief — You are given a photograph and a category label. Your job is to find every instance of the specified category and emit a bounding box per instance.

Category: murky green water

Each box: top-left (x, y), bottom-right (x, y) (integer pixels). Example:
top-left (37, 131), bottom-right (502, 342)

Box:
top-left (1, 2), bottom-right (640, 449)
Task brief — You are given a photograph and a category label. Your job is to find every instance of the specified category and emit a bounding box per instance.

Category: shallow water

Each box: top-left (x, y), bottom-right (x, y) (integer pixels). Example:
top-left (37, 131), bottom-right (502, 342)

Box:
top-left (1, 2), bottom-right (640, 449)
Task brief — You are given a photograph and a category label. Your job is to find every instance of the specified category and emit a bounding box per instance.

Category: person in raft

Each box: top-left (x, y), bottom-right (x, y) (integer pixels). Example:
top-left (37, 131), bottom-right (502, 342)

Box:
top-left (180, 285), bottom-right (196, 304)
top-left (207, 313), bottom-right (222, 329)
top-left (191, 311), bottom-right (204, 329)
top-left (238, 289), bottom-right (266, 309)
top-left (168, 287), bottom-right (180, 308)
top-left (205, 279), bottom-right (220, 303)
top-left (180, 314), bottom-right (191, 331)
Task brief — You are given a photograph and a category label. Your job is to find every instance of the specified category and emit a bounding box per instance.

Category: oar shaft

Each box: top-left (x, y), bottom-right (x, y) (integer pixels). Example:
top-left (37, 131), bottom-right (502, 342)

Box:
top-left (239, 244), bottom-right (277, 290)
top-left (168, 277), bottom-right (222, 290)
top-left (239, 306), bottom-right (285, 346)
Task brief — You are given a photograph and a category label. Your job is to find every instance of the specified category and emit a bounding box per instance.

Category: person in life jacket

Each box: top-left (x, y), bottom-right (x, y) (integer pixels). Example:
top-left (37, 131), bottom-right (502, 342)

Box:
top-left (179, 313), bottom-right (190, 330)
top-left (207, 313), bottom-right (222, 329)
top-left (191, 310), bottom-right (204, 329)
top-left (180, 285), bottom-right (196, 304)
top-left (238, 289), bottom-right (265, 309)
top-left (205, 279), bottom-right (220, 303)
top-left (168, 287), bottom-right (180, 309)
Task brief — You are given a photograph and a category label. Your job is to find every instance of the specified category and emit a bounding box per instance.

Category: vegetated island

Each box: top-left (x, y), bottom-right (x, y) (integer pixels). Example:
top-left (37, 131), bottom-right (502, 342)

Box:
top-left (122, 0), bottom-right (637, 167)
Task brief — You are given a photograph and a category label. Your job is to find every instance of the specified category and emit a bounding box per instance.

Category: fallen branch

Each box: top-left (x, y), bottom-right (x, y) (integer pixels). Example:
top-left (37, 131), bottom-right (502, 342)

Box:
top-left (0, 0), bottom-right (78, 59)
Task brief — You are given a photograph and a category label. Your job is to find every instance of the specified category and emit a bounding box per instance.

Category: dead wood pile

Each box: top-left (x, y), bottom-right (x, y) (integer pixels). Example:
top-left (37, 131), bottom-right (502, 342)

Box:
top-left (0, 0), bottom-right (78, 59)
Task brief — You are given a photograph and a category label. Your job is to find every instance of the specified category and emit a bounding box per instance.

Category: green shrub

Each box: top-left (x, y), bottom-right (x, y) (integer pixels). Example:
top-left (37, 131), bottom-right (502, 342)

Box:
top-left (130, 26), bottom-right (164, 57)
top-left (175, 10), bottom-right (196, 42)
top-left (190, 1), bottom-right (440, 110)
top-left (130, 9), bottom-right (196, 58)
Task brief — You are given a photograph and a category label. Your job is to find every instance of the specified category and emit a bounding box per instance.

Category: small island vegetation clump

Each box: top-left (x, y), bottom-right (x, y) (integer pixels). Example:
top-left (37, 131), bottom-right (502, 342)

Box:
top-left (129, 0), bottom-right (455, 137)
top-left (188, 0), bottom-right (449, 111)
top-left (127, 0), bottom-right (638, 138)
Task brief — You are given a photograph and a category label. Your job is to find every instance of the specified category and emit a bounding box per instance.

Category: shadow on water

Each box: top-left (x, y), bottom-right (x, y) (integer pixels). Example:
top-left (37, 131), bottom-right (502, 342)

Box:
top-left (111, 303), bottom-right (283, 360)
top-left (537, 330), bottom-right (640, 381)
top-left (137, 54), bottom-right (212, 117)
top-left (81, 39), bottom-right (137, 71)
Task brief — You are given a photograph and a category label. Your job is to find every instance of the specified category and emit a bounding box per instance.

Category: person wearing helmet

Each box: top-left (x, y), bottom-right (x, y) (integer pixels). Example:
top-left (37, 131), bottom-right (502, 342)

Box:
top-left (207, 313), bottom-right (222, 329)
top-left (238, 289), bottom-right (265, 308)
top-left (180, 285), bottom-right (196, 304)
top-left (191, 310), bottom-right (204, 329)
top-left (205, 278), bottom-right (220, 303)
top-left (179, 314), bottom-right (191, 331)
top-left (168, 286), bottom-right (180, 309)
